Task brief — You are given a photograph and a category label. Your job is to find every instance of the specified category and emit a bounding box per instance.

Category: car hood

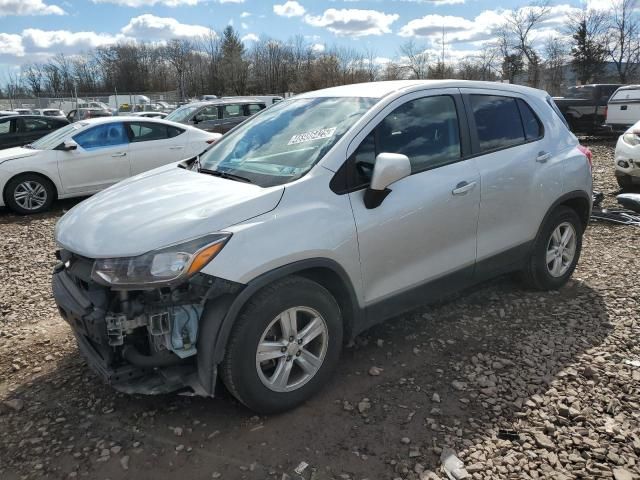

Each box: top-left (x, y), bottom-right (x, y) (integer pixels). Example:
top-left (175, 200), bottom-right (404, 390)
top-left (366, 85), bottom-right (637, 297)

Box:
top-left (0, 147), bottom-right (39, 164)
top-left (55, 166), bottom-right (284, 258)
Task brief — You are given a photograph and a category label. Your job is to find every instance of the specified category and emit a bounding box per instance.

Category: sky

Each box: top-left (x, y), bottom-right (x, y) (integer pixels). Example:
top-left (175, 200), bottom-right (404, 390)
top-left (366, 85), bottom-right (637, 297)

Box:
top-left (0, 0), bottom-right (611, 76)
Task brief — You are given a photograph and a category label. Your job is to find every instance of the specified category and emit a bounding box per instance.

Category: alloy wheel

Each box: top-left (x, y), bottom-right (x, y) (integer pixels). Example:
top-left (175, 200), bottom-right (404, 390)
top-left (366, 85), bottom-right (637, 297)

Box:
top-left (546, 221), bottom-right (577, 277)
top-left (255, 306), bottom-right (329, 393)
top-left (13, 181), bottom-right (47, 211)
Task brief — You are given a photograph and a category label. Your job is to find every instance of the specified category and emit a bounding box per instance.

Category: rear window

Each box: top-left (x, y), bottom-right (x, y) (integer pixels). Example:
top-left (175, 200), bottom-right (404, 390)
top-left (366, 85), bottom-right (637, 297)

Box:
top-left (610, 88), bottom-right (640, 103)
top-left (470, 95), bottom-right (525, 152)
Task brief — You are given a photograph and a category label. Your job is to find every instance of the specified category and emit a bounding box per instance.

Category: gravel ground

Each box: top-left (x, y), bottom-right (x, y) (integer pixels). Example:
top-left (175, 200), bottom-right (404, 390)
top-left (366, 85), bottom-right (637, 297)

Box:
top-left (0, 139), bottom-right (639, 480)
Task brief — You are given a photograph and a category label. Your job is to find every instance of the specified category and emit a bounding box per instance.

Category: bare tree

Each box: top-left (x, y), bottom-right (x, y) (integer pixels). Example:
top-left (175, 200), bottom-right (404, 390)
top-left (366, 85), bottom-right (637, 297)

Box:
top-left (543, 36), bottom-right (568, 95)
top-left (606, 0), bottom-right (640, 83)
top-left (399, 40), bottom-right (429, 79)
top-left (22, 64), bottom-right (44, 97)
top-left (163, 39), bottom-right (193, 100)
top-left (502, 1), bottom-right (551, 86)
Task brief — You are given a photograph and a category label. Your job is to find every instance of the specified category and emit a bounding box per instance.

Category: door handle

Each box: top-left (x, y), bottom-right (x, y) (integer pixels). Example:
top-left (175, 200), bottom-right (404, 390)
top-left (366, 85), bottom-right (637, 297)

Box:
top-left (169, 146), bottom-right (184, 150)
top-left (536, 151), bottom-right (551, 163)
top-left (452, 181), bottom-right (477, 196)
top-left (111, 152), bottom-right (127, 157)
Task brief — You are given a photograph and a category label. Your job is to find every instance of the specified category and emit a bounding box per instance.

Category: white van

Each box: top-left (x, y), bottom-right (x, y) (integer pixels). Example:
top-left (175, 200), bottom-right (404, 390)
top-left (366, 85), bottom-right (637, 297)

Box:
top-left (606, 85), bottom-right (640, 132)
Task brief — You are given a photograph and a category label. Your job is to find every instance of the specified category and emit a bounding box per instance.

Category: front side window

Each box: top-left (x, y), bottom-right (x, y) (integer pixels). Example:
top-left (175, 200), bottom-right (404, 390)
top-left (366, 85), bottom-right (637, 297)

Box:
top-left (246, 104), bottom-right (264, 115)
top-left (470, 95), bottom-right (525, 153)
top-left (349, 95), bottom-right (462, 187)
top-left (73, 123), bottom-right (128, 150)
top-left (31, 123), bottom-right (84, 150)
top-left (222, 104), bottom-right (242, 118)
top-left (197, 106), bottom-right (219, 121)
top-left (199, 96), bottom-right (377, 187)
top-left (21, 118), bottom-right (50, 132)
top-left (127, 122), bottom-right (169, 142)
top-left (165, 105), bottom-right (200, 123)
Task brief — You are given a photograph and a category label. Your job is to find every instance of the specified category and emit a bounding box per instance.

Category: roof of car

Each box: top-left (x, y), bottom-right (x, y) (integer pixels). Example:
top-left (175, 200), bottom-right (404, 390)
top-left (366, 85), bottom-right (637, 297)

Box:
top-left (297, 80), bottom-right (551, 99)
top-left (0, 114), bottom-right (67, 120)
top-left (613, 84), bottom-right (640, 91)
top-left (186, 98), bottom-right (265, 107)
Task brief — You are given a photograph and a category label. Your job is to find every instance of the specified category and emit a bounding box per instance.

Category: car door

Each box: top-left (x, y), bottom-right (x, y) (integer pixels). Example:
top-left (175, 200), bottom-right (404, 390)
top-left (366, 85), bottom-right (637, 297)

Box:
top-left (347, 90), bottom-right (481, 309)
top-left (125, 121), bottom-right (187, 175)
top-left (0, 118), bottom-right (18, 149)
top-left (220, 104), bottom-right (245, 132)
top-left (461, 89), bottom-right (563, 273)
top-left (57, 122), bottom-right (130, 194)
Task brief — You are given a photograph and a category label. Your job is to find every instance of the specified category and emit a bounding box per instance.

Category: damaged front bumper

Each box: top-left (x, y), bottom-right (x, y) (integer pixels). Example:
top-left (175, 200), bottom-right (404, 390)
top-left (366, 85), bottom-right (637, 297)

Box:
top-left (51, 250), bottom-right (241, 396)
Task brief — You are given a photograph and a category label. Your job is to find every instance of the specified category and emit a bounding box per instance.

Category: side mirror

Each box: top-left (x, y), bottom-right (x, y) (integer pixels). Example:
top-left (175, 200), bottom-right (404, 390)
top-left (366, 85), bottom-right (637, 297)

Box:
top-left (364, 153), bottom-right (411, 209)
top-left (59, 140), bottom-right (78, 151)
top-left (192, 115), bottom-right (201, 124)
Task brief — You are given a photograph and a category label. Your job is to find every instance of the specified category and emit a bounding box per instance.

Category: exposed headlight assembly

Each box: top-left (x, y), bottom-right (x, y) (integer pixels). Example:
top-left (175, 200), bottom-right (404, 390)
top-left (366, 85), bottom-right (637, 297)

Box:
top-left (91, 233), bottom-right (230, 288)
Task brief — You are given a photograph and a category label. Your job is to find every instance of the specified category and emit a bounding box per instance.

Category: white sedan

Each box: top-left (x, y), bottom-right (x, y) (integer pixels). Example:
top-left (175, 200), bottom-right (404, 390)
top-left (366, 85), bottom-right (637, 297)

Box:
top-left (0, 116), bottom-right (221, 214)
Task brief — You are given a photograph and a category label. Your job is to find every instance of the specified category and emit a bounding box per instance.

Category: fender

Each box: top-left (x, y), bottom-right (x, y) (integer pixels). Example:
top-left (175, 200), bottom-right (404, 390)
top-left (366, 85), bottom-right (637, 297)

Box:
top-left (195, 258), bottom-right (363, 395)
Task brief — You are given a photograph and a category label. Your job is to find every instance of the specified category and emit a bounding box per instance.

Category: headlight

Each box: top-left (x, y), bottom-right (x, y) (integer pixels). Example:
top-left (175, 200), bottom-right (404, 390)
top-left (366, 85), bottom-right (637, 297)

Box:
top-left (91, 233), bottom-right (230, 287)
top-left (622, 133), bottom-right (640, 146)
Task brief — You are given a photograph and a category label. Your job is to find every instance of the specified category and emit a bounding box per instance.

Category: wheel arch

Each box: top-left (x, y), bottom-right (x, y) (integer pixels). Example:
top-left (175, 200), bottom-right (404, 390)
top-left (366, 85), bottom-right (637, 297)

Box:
top-left (536, 190), bottom-right (591, 241)
top-left (3, 171), bottom-right (59, 205)
top-left (211, 259), bottom-right (362, 363)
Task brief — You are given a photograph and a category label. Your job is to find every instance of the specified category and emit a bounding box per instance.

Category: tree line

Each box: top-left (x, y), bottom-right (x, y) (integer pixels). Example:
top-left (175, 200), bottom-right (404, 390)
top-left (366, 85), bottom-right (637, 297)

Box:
top-left (2, 0), bottom-right (640, 101)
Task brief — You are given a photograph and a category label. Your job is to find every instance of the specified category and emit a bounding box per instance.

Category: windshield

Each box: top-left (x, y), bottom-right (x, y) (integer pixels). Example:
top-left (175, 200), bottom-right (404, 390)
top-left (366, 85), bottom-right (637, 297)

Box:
top-left (165, 105), bottom-right (200, 123)
top-left (198, 96), bottom-right (377, 187)
top-left (30, 123), bottom-right (85, 150)
top-left (563, 86), bottom-right (595, 100)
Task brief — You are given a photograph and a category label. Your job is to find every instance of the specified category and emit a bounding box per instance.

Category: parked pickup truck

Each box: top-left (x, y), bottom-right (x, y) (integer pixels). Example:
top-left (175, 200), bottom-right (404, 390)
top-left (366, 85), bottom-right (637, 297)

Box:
top-left (553, 84), bottom-right (621, 134)
top-left (606, 85), bottom-right (640, 132)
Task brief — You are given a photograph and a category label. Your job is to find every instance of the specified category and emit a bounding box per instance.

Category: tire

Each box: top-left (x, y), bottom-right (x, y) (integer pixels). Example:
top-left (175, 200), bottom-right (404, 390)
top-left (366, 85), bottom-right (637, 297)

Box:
top-left (5, 173), bottom-right (55, 215)
top-left (616, 173), bottom-right (634, 192)
top-left (520, 206), bottom-right (583, 290)
top-left (221, 276), bottom-right (343, 414)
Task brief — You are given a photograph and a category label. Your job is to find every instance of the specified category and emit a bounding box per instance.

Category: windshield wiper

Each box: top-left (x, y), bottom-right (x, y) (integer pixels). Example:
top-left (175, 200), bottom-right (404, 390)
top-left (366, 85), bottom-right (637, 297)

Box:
top-left (199, 167), bottom-right (252, 184)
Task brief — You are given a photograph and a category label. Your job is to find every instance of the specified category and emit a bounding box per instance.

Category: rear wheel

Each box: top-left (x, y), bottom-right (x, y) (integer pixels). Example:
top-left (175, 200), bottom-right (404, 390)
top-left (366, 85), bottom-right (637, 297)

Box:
top-left (221, 276), bottom-right (343, 413)
top-left (5, 173), bottom-right (55, 214)
top-left (520, 206), bottom-right (583, 290)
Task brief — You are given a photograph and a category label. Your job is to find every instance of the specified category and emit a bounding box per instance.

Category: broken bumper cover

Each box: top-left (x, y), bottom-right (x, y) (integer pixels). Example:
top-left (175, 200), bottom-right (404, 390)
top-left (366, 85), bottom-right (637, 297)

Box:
top-left (52, 267), bottom-right (203, 395)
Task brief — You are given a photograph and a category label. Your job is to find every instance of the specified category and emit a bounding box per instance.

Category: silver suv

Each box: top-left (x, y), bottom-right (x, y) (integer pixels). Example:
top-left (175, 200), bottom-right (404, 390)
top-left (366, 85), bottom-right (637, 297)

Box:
top-left (52, 81), bottom-right (593, 413)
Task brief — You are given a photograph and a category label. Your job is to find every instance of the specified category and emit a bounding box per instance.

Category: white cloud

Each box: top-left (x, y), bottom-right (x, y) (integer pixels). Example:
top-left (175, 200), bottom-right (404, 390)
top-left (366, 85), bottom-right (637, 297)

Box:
top-left (0, 0), bottom-right (64, 17)
top-left (21, 28), bottom-right (127, 51)
top-left (121, 14), bottom-right (213, 40)
top-left (218, 0), bottom-right (243, 3)
top-left (393, 0), bottom-right (465, 4)
top-left (0, 33), bottom-right (25, 56)
top-left (92, 0), bottom-right (199, 6)
top-left (241, 33), bottom-right (259, 42)
top-left (240, 11), bottom-right (251, 17)
top-left (305, 8), bottom-right (399, 36)
top-left (273, 1), bottom-right (305, 18)
top-left (241, 22), bottom-right (248, 29)
top-left (311, 42), bottom-right (325, 53)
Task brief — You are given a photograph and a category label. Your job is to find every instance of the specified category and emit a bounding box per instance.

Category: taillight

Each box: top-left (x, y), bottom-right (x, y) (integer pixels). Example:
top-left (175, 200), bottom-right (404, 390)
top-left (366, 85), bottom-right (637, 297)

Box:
top-left (577, 144), bottom-right (593, 170)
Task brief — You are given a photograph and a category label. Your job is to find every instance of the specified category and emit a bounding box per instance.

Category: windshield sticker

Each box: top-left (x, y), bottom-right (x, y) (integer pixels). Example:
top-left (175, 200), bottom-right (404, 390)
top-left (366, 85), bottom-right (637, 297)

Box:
top-left (288, 127), bottom-right (337, 145)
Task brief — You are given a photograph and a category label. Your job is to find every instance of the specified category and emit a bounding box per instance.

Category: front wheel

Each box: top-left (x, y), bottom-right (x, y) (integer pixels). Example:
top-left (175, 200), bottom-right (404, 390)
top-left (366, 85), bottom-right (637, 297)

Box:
top-left (221, 276), bottom-right (343, 413)
top-left (616, 173), bottom-right (634, 192)
top-left (5, 174), bottom-right (55, 214)
top-left (520, 206), bottom-right (583, 290)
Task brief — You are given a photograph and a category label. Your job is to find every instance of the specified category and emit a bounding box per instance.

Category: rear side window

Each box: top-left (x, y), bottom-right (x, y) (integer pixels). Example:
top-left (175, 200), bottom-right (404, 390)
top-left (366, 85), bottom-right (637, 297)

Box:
top-left (0, 119), bottom-right (12, 135)
top-left (167, 126), bottom-right (184, 138)
top-left (517, 99), bottom-right (543, 141)
top-left (470, 95), bottom-right (524, 152)
top-left (128, 122), bottom-right (169, 142)
top-left (74, 123), bottom-right (128, 150)
top-left (222, 104), bottom-right (242, 118)
top-left (21, 118), bottom-right (51, 132)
